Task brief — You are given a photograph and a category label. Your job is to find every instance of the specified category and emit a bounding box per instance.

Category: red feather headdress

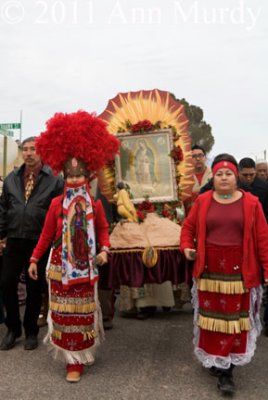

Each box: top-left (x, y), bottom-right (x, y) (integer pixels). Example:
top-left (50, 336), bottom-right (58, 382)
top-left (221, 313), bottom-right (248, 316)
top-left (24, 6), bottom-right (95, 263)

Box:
top-left (36, 110), bottom-right (120, 174)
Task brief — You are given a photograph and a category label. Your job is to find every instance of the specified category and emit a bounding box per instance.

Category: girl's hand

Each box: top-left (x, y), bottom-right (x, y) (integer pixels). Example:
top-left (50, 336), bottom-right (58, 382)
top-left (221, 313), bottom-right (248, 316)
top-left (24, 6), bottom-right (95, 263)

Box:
top-left (96, 251), bottom-right (108, 266)
top-left (184, 248), bottom-right (197, 261)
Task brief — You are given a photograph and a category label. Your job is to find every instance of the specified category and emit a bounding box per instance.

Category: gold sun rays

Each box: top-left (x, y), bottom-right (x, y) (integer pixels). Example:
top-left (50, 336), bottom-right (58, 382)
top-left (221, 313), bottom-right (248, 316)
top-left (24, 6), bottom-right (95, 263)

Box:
top-left (98, 89), bottom-right (194, 201)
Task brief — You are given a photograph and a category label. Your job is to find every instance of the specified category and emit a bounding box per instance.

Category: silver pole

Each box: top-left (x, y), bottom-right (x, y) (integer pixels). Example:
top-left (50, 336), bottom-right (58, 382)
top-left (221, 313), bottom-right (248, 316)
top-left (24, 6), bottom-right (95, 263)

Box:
top-left (3, 135), bottom-right (7, 178)
top-left (19, 110), bottom-right (23, 142)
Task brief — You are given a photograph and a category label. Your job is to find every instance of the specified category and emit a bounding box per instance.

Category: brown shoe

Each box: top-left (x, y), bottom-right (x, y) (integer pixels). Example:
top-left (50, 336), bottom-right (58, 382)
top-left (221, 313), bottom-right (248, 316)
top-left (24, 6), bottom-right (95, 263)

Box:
top-left (66, 371), bottom-right (81, 383)
top-left (37, 313), bottom-right (47, 327)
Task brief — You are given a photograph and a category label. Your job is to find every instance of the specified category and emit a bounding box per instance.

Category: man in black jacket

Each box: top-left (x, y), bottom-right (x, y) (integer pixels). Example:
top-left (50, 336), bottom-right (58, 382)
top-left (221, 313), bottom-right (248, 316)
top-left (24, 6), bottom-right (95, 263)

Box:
top-left (0, 137), bottom-right (63, 350)
top-left (238, 157), bottom-right (268, 222)
top-left (238, 157), bottom-right (268, 337)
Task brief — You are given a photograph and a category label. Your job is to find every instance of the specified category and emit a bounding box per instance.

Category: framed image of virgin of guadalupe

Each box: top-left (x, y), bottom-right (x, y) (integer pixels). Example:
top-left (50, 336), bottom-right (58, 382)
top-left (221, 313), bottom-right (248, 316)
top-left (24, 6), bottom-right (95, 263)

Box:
top-left (115, 129), bottom-right (178, 204)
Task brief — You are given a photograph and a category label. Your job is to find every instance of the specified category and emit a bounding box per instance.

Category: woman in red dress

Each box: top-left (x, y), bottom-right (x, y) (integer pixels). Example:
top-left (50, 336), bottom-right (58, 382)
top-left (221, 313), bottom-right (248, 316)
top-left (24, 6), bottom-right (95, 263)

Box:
top-left (180, 154), bottom-right (268, 395)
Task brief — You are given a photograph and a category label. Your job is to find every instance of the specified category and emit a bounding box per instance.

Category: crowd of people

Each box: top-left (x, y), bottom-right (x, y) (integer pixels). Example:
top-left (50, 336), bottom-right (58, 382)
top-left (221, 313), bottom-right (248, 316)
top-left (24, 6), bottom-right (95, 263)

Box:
top-left (0, 120), bottom-right (268, 395)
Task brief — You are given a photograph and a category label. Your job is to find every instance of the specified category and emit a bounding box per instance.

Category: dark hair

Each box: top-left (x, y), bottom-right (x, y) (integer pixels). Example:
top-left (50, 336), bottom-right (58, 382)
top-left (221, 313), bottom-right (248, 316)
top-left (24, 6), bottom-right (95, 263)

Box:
top-left (191, 144), bottom-right (206, 156)
top-left (21, 136), bottom-right (36, 147)
top-left (117, 182), bottom-right (126, 190)
top-left (212, 153), bottom-right (238, 169)
top-left (238, 157), bottom-right (256, 170)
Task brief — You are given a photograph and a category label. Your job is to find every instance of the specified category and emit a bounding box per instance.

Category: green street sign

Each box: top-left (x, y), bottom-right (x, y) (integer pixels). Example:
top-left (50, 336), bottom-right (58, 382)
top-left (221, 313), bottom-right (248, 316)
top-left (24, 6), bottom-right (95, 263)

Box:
top-left (0, 122), bottom-right (21, 130)
top-left (0, 128), bottom-right (14, 137)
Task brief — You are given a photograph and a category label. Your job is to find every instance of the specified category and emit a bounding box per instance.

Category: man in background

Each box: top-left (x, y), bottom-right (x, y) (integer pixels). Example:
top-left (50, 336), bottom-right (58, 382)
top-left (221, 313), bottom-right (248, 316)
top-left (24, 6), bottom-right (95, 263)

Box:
top-left (184, 144), bottom-right (212, 213)
top-left (238, 157), bottom-right (268, 221)
top-left (96, 187), bottom-right (118, 330)
top-left (239, 157), bottom-right (268, 337)
top-left (256, 159), bottom-right (268, 182)
top-left (0, 137), bottom-right (63, 350)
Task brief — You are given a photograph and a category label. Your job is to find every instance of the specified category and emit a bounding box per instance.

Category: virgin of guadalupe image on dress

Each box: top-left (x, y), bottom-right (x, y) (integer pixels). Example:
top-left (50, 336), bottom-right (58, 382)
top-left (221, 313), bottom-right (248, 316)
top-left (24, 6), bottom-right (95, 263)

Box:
top-left (69, 201), bottom-right (89, 270)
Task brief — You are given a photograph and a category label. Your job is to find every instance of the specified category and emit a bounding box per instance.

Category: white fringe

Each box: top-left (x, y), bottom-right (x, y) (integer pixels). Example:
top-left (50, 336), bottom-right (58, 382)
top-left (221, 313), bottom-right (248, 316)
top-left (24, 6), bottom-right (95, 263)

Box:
top-left (44, 280), bottom-right (104, 365)
top-left (191, 279), bottom-right (263, 370)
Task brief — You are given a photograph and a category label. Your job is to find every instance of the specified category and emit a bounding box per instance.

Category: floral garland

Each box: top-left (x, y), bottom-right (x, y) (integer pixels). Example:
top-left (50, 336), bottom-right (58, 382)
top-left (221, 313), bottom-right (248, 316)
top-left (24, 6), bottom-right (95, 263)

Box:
top-left (136, 196), bottom-right (184, 224)
top-left (118, 119), bottom-right (161, 134)
top-left (136, 198), bottom-right (155, 222)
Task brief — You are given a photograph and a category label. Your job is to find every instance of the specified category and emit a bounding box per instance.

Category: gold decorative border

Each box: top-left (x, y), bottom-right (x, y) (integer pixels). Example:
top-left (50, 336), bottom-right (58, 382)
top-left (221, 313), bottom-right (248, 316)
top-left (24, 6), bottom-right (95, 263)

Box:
top-left (198, 315), bottom-right (250, 334)
top-left (98, 89), bottom-right (194, 202)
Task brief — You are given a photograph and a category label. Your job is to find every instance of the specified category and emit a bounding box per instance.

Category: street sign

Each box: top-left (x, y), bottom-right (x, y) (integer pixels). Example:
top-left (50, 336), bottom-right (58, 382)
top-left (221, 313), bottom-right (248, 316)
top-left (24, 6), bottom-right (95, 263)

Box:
top-left (0, 128), bottom-right (14, 137)
top-left (0, 122), bottom-right (21, 130)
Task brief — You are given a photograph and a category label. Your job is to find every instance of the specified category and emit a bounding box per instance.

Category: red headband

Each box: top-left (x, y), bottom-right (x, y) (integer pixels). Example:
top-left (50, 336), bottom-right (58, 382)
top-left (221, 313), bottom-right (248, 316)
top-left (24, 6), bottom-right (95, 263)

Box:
top-left (212, 161), bottom-right (238, 177)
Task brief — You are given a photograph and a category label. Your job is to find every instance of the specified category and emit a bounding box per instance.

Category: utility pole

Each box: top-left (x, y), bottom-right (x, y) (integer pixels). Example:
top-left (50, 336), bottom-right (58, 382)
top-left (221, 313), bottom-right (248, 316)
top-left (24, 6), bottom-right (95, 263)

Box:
top-left (264, 149), bottom-right (267, 160)
top-left (3, 136), bottom-right (7, 178)
top-left (19, 110), bottom-right (23, 143)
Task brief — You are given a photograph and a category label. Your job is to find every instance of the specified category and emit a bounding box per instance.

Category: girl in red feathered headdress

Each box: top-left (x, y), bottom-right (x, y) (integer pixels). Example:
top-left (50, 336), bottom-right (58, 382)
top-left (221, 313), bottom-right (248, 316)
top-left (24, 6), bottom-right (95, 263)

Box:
top-left (28, 111), bottom-right (120, 383)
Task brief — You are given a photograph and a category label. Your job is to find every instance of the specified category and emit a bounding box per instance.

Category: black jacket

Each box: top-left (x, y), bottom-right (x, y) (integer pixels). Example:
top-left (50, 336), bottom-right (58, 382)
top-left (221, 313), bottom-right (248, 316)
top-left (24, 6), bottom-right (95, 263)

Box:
top-left (250, 176), bottom-right (268, 222)
top-left (0, 164), bottom-right (64, 240)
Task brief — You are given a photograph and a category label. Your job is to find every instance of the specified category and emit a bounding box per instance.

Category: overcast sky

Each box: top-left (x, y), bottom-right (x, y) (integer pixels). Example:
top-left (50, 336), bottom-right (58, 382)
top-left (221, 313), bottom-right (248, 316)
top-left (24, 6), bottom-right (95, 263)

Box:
top-left (0, 0), bottom-right (267, 162)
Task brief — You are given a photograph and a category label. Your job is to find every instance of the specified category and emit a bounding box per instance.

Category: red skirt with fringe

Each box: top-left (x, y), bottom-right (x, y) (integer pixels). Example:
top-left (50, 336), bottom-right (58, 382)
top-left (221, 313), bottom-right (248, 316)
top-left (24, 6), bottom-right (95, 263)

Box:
top-left (197, 244), bottom-right (250, 358)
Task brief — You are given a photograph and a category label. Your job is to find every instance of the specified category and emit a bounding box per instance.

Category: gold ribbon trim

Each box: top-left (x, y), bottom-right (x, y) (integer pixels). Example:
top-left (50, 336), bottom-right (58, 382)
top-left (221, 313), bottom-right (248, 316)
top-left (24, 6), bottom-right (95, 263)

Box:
top-left (110, 246), bottom-right (179, 254)
top-left (83, 330), bottom-right (97, 341)
top-left (198, 278), bottom-right (247, 294)
top-left (52, 329), bottom-right (96, 341)
top-left (52, 329), bottom-right (62, 340)
top-left (53, 322), bottom-right (94, 334)
top-left (47, 269), bottom-right (62, 281)
top-left (47, 263), bottom-right (62, 281)
top-left (50, 301), bottom-right (96, 314)
top-left (198, 315), bottom-right (251, 334)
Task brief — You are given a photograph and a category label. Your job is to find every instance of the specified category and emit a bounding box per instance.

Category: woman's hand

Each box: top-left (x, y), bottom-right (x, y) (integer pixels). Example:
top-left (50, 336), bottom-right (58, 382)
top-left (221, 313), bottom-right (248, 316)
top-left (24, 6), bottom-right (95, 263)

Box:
top-left (28, 263), bottom-right (38, 280)
top-left (96, 251), bottom-right (108, 266)
top-left (264, 278), bottom-right (268, 287)
top-left (184, 248), bottom-right (197, 261)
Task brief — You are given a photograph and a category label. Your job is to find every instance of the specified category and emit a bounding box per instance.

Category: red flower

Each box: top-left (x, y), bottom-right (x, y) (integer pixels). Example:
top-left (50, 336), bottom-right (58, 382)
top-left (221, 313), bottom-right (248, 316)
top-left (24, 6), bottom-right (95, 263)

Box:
top-left (170, 146), bottom-right (184, 163)
top-left (162, 209), bottom-right (172, 219)
top-left (137, 210), bottom-right (146, 221)
top-left (131, 120), bottom-right (154, 133)
top-left (138, 200), bottom-right (155, 213)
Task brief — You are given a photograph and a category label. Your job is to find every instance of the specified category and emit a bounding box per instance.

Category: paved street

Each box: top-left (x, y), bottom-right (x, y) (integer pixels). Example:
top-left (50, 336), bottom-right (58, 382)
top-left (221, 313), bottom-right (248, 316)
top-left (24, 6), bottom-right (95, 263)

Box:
top-left (0, 303), bottom-right (268, 400)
